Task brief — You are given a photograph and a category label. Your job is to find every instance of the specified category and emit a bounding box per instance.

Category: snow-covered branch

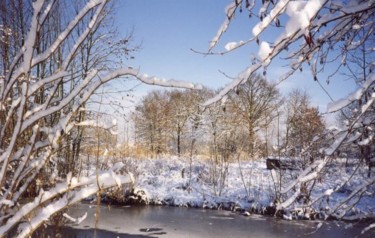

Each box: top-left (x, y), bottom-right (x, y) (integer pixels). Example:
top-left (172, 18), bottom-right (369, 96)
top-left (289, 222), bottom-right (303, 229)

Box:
top-left (31, 0), bottom-right (106, 68)
top-left (209, 1), bottom-right (241, 52)
top-left (327, 74), bottom-right (375, 113)
top-left (205, 0), bottom-right (375, 105)
top-left (0, 170), bottom-right (134, 238)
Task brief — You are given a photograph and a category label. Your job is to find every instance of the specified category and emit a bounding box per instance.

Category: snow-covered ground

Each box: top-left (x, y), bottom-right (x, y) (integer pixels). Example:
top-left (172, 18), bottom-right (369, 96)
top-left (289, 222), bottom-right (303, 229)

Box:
top-left (88, 156), bottom-right (375, 221)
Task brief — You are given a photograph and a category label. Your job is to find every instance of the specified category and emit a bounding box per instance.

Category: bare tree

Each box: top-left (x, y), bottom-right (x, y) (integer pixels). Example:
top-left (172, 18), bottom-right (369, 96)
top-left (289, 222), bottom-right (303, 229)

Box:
top-left (167, 90), bottom-right (204, 156)
top-left (0, 1), bottom-right (199, 237)
top-left (284, 89), bottom-right (325, 160)
top-left (132, 90), bottom-right (170, 157)
top-left (0, 0), bottom-right (31, 76)
top-left (228, 74), bottom-right (281, 158)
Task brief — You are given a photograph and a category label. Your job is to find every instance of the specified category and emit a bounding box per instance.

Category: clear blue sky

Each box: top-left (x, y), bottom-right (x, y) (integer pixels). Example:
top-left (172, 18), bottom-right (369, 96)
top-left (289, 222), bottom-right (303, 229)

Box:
top-left (114, 0), bottom-right (357, 113)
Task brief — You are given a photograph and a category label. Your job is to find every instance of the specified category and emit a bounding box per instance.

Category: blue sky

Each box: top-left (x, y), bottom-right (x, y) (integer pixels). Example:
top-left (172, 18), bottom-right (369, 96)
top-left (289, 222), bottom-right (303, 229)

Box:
top-left (114, 0), bottom-right (357, 113)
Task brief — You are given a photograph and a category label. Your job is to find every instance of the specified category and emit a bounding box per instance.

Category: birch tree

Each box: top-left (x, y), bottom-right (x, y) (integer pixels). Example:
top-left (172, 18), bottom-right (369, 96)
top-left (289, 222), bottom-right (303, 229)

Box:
top-left (0, 0), bottom-right (199, 237)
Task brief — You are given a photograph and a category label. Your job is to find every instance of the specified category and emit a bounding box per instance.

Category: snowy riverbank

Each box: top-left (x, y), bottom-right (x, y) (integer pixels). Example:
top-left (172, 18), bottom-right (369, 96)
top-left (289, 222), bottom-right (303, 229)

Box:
top-left (91, 156), bottom-right (375, 221)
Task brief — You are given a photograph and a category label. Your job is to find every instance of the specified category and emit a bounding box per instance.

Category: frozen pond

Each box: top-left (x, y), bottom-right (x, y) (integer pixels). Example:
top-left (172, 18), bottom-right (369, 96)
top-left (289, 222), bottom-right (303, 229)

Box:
top-left (38, 203), bottom-right (375, 238)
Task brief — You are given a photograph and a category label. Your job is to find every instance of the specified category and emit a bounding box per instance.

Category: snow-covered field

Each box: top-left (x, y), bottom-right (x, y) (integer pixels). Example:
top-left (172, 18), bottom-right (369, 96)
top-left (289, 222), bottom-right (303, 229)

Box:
top-left (91, 156), bottom-right (375, 221)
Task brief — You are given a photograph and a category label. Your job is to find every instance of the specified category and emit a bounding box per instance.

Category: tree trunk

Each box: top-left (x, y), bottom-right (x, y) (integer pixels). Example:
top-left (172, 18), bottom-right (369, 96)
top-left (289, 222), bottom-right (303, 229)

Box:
top-left (177, 127), bottom-right (181, 157)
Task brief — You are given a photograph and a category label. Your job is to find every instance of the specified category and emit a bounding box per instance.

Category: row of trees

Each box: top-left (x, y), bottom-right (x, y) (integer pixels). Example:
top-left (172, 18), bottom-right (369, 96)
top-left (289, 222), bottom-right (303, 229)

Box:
top-left (132, 89), bottom-right (205, 157)
top-left (132, 75), bottom-right (325, 161)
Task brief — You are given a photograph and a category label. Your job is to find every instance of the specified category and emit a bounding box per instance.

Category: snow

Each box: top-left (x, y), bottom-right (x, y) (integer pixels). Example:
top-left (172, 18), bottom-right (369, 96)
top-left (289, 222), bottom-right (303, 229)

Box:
top-left (325, 76), bottom-right (375, 112)
top-left (63, 212), bottom-right (88, 224)
top-left (206, 0), bottom-right (329, 106)
top-left (362, 223), bottom-right (375, 234)
top-left (258, 41), bottom-right (272, 66)
top-left (274, 0), bottom-right (325, 44)
top-left (4, 154), bottom-right (375, 235)
top-left (252, 0), bottom-right (289, 37)
top-left (112, 118), bottom-right (117, 126)
top-left (224, 41), bottom-right (244, 51)
top-left (285, 3), bottom-right (309, 35)
top-left (0, 199), bottom-right (14, 206)
top-left (203, 64), bottom-right (261, 106)
top-left (300, 171), bottom-right (318, 183)
top-left (358, 135), bottom-right (373, 146)
top-left (32, 0), bottom-right (106, 67)
top-left (324, 189), bottom-right (334, 196)
top-left (316, 222), bottom-right (323, 230)
top-left (286, 1), bottom-right (307, 16)
top-left (209, 1), bottom-right (237, 52)
top-left (283, 213), bottom-right (293, 220)
top-left (75, 119), bottom-right (116, 130)
top-left (79, 156), bottom-right (375, 222)
top-left (324, 131), bottom-right (348, 156)
top-left (0, 164), bottom-right (134, 237)
top-left (277, 190), bottom-right (300, 210)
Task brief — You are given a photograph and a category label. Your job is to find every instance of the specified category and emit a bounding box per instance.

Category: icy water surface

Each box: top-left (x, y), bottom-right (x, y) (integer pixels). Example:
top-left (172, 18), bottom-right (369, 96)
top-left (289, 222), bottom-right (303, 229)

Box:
top-left (38, 203), bottom-right (375, 238)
